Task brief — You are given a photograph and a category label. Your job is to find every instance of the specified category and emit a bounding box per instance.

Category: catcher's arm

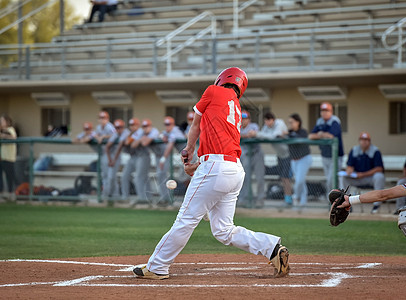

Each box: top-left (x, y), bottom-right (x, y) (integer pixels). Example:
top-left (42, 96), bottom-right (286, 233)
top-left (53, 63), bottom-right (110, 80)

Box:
top-left (337, 185), bottom-right (406, 208)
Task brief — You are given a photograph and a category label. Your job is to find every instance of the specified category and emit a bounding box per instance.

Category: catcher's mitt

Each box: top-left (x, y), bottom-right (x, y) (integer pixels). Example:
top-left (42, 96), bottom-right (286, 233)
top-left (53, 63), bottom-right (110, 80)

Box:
top-left (329, 186), bottom-right (351, 226)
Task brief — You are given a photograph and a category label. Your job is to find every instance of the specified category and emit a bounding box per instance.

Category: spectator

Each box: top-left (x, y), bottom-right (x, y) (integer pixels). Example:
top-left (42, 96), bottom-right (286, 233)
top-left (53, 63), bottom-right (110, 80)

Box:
top-left (184, 111), bottom-right (195, 137)
top-left (72, 122), bottom-right (96, 144)
top-left (105, 119), bottom-right (129, 200)
top-left (86, 0), bottom-right (118, 23)
top-left (309, 102), bottom-right (344, 194)
top-left (340, 132), bottom-right (385, 214)
top-left (0, 113), bottom-right (17, 199)
top-left (110, 118), bottom-right (142, 201)
top-left (44, 124), bottom-right (65, 137)
top-left (44, 124), bottom-right (55, 137)
top-left (395, 161), bottom-right (406, 214)
top-left (94, 111), bottom-right (116, 199)
top-left (287, 113), bottom-right (312, 209)
top-left (253, 112), bottom-right (293, 206)
top-left (239, 110), bottom-right (265, 208)
top-left (157, 116), bottom-right (186, 205)
top-left (138, 119), bottom-right (160, 203)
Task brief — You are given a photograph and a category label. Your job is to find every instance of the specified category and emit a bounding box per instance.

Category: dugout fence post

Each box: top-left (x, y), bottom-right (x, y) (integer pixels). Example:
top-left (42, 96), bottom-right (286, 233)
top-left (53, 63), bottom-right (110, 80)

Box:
top-left (247, 142), bottom-right (254, 208)
top-left (97, 143), bottom-right (102, 203)
top-left (169, 147), bottom-right (174, 204)
top-left (28, 141), bottom-right (34, 202)
top-left (332, 137), bottom-right (339, 189)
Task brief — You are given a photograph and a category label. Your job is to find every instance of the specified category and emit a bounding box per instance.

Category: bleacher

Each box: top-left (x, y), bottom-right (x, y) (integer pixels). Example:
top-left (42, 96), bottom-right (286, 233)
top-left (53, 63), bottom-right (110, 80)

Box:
top-left (1, 0), bottom-right (406, 80)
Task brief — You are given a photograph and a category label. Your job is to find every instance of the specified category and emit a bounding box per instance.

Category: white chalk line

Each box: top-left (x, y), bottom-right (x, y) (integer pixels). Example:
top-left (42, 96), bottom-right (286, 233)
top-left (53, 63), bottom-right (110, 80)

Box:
top-left (0, 259), bottom-right (382, 288)
top-left (0, 272), bottom-right (353, 288)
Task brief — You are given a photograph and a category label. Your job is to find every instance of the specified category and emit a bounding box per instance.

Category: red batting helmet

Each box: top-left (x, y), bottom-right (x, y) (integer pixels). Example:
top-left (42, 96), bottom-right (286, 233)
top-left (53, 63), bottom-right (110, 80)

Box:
top-left (214, 67), bottom-right (248, 98)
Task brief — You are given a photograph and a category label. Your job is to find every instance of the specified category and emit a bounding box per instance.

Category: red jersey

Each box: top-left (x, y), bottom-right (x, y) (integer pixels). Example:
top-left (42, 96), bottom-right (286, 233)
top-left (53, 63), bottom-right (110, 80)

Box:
top-left (194, 85), bottom-right (242, 158)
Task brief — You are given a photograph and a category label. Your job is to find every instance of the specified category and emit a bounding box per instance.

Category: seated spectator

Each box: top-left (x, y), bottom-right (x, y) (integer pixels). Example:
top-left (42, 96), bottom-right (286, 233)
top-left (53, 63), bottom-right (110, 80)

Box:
top-left (395, 160), bottom-right (406, 214)
top-left (340, 132), bottom-right (385, 214)
top-left (86, 0), bottom-right (118, 23)
top-left (287, 113), bottom-right (312, 209)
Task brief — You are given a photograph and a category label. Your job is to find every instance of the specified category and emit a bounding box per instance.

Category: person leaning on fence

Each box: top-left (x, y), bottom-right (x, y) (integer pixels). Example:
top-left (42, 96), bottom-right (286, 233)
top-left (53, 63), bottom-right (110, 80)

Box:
top-left (0, 113), bottom-right (17, 200)
top-left (286, 113), bottom-right (312, 209)
top-left (95, 111), bottom-right (116, 199)
top-left (238, 110), bottom-right (265, 208)
top-left (110, 118), bottom-right (142, 202)
top-left (104, 119), bottom-right (130, 200)
top-left (252, 112), bottom-right (293, 206)
top-left (184, 111), bottom-right (195, 137)
top-left (72, 122), bottom-right (96, 144)
top-left (340, 132), bottom-right (385, 214)
top-left (157, 116), bottom-right (187, 205)
top-left (308, 102), bottom-right (344, 195)
top-left (138, 119), bottom-right (161, 204)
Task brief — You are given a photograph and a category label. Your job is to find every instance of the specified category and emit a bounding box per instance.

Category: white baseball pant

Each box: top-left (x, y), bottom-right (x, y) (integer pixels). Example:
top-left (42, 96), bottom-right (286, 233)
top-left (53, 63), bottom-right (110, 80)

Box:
top-left (147, 154), bottom-right (281, 275)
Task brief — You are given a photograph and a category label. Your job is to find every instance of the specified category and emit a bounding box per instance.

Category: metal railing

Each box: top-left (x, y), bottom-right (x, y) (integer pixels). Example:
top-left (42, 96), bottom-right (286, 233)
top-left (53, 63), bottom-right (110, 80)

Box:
top-left (155, 10), bottom-right (217, 76)
top-left (382, 17), bottom-right (406, 68)
top-left (0, 137), bottom-right (338, 209)
top-left (233, 0), bottom-right (261, 36)
top-left (1, 2), bottom-right (406, 80)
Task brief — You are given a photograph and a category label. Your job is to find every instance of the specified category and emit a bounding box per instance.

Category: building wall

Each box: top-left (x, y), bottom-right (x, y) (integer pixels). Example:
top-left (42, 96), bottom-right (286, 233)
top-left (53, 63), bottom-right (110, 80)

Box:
top-left (346, 86), bottom-right (403, 155)
top-left (1, 85), bottom-right (405, 156)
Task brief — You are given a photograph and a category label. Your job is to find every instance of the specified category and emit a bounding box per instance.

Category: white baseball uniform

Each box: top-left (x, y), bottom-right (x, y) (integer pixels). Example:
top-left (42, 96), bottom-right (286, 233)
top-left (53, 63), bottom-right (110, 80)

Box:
top-left (146, 85), bottom-right (281, 275)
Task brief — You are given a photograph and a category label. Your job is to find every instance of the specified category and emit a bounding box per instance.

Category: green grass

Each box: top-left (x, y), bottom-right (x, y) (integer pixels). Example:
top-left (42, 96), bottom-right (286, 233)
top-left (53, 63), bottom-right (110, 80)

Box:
top-left (0, 203), bottom-right (404, 259)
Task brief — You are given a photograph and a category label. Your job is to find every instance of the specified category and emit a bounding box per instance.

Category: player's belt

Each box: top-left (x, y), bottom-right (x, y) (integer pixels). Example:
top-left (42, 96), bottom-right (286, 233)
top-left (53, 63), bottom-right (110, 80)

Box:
top-left (200, 154), bottom-right (238, 163)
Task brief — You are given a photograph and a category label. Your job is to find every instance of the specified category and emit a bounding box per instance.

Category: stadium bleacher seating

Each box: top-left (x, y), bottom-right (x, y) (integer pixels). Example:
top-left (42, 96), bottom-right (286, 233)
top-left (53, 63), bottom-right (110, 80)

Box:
top-left (1, 0), bottom-right (406, 80)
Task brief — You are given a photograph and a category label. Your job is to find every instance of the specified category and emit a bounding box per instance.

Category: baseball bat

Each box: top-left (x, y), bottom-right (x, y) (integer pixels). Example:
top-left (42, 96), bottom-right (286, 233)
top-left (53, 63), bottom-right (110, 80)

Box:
top-left (181, 149), bottom-right (188, 163)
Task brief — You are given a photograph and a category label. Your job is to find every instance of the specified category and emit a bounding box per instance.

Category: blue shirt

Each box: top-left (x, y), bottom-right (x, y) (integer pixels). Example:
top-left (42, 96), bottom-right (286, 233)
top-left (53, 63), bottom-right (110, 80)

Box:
top-left (311, 115), bottom-right (344, 157)
top-left (347, 144), bottom-right (384, 172)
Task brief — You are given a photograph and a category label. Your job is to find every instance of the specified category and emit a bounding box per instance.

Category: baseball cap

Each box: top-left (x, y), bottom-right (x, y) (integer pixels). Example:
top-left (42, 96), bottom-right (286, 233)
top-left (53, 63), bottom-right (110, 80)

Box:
top-left (98, 111), bottom-right (109, 119)
top-left (187, 111), bottom-right (195, 120)
top-left (164, 116), bottom-right (175, 126)
top-left (129, 118), bottom-right (140, 126)
top-left (83, 122), bottom-right (93, 130)
top-left (320, 102), bottom-right (333, 111)
top-left (114, 119), bottom-right (125, 128)
top-left (359, 132), bottom-right (371, 140)
top-left (142, 119), bottom-right (152, 127)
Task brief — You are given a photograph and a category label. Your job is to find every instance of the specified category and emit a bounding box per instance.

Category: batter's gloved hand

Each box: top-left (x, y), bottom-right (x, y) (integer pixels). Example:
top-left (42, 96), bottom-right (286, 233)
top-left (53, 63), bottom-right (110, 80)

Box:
top-left (329, 186), bottom-right (351, 227)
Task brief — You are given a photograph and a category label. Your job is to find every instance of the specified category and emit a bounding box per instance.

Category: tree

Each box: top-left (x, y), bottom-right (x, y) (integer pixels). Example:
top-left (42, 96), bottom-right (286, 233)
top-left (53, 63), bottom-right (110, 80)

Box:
top-left (0, 0), bottom-right (81, 65)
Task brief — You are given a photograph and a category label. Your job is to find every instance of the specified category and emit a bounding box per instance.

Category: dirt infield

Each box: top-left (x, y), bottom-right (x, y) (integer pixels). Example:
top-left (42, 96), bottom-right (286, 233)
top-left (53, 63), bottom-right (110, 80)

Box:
top-left (1, 254), bottom-right (405, 299)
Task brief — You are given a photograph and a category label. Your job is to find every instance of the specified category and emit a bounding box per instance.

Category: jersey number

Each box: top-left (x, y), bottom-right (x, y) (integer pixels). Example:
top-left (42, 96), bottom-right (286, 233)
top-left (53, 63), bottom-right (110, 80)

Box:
top-left (227, 100), bottom-right (241, 132)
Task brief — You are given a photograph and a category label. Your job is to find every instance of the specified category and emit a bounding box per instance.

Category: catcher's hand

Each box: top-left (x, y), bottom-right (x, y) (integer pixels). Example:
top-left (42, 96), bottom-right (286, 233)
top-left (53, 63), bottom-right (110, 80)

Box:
top-left (329, 186), bottom-right (351, 226)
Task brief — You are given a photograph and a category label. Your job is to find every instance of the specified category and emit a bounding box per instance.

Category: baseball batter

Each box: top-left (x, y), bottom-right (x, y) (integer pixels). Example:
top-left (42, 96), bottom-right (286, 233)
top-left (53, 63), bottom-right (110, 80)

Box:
top-left (134, 67), bottom-right (290, 280)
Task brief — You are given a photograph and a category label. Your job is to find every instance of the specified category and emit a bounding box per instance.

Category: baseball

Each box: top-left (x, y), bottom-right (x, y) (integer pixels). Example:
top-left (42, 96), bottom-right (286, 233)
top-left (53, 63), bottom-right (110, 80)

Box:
top-left (166, 180), bottom-right (177, 190)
